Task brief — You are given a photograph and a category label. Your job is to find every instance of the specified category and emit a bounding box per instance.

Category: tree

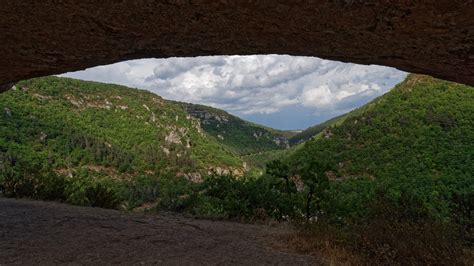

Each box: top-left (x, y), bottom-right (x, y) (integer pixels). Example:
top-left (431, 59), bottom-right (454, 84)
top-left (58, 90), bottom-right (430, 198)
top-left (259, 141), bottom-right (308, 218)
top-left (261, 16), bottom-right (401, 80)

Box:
top-left (267, 159), bottom-right (293, 193)
top-left (298, 159), bottom-right (332, 220)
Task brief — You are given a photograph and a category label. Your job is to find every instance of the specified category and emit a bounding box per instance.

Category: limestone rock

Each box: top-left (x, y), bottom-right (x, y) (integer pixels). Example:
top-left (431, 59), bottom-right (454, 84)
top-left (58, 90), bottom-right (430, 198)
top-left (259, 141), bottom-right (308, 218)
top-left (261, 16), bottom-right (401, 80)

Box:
top-left (165, 131), bottom-right (181, 144)
top-left (4, 107), bottom-right (11, 117)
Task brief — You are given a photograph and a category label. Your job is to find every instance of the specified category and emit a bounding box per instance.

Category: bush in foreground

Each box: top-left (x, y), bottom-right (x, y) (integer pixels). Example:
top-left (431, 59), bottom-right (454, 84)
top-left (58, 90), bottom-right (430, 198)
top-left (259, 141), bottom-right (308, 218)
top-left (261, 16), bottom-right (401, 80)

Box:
top-left (1, 165), bottom-right (472, 264)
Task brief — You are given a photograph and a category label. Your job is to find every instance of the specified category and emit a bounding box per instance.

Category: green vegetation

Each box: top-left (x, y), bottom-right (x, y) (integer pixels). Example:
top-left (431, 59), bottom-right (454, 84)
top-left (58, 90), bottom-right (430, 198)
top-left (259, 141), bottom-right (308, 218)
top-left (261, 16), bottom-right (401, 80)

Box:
top-left (178, 102), bottom-right (291, 155)
top-left (1, 74), bottom-right (473, 263)
top-left (242, 143), bottom-right (302, 171)
top-left (288, 114), bottom-right (346, 145)
top-left (282, 74), bottom-right (474, 263)
top-left (0, 76), bottom-right (245, 185)
top-left (0, 76), bottom-right (293, 209)
top-left (288, 74), bottom-right (473, 221)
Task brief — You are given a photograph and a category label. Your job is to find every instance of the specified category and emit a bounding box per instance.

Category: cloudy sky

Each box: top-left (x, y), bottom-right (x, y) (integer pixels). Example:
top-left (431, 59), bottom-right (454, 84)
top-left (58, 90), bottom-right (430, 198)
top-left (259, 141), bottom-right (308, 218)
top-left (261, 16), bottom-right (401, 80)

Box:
top-left (62, 55), bottom-right (407, 130)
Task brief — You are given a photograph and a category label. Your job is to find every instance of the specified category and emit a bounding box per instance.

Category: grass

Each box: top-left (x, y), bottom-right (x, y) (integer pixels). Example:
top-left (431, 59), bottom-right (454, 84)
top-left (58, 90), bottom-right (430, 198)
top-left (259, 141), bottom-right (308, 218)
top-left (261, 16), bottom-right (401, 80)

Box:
top-left (286, 220), bottom-right (472, 265)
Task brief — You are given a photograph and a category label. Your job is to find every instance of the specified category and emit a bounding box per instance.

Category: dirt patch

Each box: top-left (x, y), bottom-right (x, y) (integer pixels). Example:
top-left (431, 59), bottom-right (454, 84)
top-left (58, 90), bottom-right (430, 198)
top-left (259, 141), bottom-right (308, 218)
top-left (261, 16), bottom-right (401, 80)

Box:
top-left (0, 198), bottom-right (318, 265)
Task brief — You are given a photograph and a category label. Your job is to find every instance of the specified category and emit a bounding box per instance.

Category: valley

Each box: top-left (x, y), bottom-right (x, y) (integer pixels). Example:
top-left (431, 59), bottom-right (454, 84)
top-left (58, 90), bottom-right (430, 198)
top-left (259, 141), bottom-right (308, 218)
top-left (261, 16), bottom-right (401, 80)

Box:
top-left (0, 76), bottom-right (305, 180)
top-left (1, 74), bottom-right (473, 264)
top-left (1, 2), bottom-right (473, 265)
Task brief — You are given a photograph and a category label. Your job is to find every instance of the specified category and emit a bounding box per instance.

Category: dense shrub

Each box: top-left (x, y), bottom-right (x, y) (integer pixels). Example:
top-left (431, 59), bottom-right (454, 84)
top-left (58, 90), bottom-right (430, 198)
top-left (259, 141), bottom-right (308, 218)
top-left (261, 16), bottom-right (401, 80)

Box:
top-left (192, 175), bottom-right (302, 221)
top-left (156, 175), bottom-right (197, 212)
top-left (148, 174), bottom-right (302, 221)
top-left (0, 164), bottom-right (120, 209)
top-left (0, 161), bottom-right (66, 201)
top-left (1, 162), bottom-right (472, 263)
top-left (118, 175), bottom-right (161, 209)
top-left (65, 178), bottom-right (120, 209)
top-left (451, 191), bottom-right (474, 245)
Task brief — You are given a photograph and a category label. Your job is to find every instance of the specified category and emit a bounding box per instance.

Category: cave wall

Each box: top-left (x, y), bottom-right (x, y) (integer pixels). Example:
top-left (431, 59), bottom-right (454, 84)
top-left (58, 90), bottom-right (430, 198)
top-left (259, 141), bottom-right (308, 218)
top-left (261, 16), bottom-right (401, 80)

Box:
top-left (1, 1), bottom-right (473, 91)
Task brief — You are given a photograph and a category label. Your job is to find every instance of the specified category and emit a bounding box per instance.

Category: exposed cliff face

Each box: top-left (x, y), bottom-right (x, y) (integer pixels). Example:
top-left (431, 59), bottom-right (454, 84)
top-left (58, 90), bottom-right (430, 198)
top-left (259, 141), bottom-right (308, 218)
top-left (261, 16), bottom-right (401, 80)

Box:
top-left (1, 1), bottom-right (473, 91)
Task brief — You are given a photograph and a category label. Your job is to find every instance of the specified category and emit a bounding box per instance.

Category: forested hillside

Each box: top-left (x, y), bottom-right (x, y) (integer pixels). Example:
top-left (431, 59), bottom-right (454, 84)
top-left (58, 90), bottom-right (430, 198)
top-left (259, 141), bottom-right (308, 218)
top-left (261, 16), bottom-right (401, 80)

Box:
top-left (1, 74), bottom-right (472, 263)
top-left (283, 74), bottom-right (473, 225)
top-left (289, 74), bottom-right (474, 182)
top-left (178, 102), bottom-right (291, 155)
top-left (0, 77), bottom-right (246, 180)
top-left (271, 74), bottom-right (473, 263)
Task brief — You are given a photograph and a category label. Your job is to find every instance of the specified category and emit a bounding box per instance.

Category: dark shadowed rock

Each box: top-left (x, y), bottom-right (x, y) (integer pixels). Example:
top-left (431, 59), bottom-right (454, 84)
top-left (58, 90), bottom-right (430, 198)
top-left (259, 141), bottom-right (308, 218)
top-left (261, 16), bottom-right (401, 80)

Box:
top-left (0, 1), bottom-right (473, 90)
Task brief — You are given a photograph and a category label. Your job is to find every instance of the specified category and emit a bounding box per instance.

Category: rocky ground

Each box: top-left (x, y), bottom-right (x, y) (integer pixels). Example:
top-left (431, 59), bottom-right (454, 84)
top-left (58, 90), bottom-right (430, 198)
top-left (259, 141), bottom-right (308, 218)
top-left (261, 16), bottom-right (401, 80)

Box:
top-left (0, 198), bottom-right (318, 265)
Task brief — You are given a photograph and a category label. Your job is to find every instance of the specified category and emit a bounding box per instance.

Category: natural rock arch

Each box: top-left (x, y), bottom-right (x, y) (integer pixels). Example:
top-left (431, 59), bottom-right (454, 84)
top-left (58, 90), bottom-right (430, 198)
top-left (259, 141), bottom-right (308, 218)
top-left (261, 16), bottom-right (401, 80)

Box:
top-left (1, 1), bottom-right (473, 92)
